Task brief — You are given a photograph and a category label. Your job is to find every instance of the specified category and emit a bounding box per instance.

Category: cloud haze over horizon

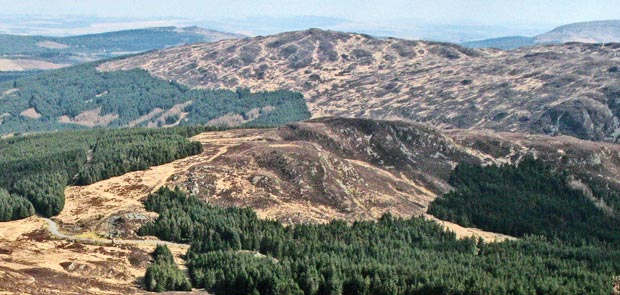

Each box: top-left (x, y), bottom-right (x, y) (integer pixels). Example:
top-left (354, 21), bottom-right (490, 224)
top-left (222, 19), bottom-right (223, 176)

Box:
top-left (3, 0), bottom-right (620, 24)
top-left (0, 0), bottom-right (618, 42)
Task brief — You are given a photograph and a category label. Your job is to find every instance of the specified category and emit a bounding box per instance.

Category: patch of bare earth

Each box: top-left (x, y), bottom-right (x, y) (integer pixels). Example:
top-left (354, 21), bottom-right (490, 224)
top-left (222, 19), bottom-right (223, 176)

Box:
top-left (207, 106), bottom-right (275, 127)
top-left (0, 59), bottom-right (69, 71)
top-left (127, 108), bottom-right (164, 127)
top-left (58, 108), bottom-right (119, 127)
top-left (0, 130), bottom-right (230, 294)
top-left (0, 88), bottom-right (18, 99)
top-left (36, 41), bottom-right (70, 49)
top-left (0, 113), bottom-right (9, 125)
top-left (19, 107), bottom-right (41, 119)
top-left (145, 101), bottom-right (192, 128)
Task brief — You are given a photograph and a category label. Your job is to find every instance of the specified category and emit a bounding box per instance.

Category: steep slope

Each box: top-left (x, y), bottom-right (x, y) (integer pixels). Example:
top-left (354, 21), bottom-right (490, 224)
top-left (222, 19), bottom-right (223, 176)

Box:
top-left (100, 29), bottom-right (620, 143)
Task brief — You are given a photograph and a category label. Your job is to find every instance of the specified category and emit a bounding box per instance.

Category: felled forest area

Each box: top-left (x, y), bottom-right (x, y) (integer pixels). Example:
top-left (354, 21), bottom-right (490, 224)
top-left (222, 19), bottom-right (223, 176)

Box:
top-left (0, 126), bottom-right (205, 220)
top-left (139, 187), bottom-right (620, 295)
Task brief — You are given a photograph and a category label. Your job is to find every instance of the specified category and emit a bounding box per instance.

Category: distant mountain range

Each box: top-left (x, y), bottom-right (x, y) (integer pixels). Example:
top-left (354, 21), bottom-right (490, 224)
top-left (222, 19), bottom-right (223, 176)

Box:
top-left (463, 20), bottom-right (620, 49)
top-left (0, 26), bottom-right (243, 80)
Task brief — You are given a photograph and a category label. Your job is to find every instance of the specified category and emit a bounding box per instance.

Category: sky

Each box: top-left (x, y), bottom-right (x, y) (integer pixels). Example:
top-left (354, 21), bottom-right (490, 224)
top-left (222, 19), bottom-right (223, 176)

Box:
top-left (0, 0), bottom-right (618, 41)
top-left (1, 0), bottom-right (619, 25)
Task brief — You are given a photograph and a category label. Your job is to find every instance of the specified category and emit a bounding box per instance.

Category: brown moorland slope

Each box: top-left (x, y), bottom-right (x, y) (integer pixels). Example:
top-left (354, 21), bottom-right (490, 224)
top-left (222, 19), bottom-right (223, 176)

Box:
top-left (99, 29), bottom-right (620, 143)
top-left (172, 118), bottom-right (620, 222)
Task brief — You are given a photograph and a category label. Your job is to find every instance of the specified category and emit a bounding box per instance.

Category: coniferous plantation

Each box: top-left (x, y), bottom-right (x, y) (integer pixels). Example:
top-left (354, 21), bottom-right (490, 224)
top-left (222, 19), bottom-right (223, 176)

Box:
top-left (0, 62), bottom-right (310, 134)
top-left (139, 187), bottom-right (620, 294)
top-left (0, 126), bottom-right (204, 219)
top-left (428, 158), bottom-right (620, 245)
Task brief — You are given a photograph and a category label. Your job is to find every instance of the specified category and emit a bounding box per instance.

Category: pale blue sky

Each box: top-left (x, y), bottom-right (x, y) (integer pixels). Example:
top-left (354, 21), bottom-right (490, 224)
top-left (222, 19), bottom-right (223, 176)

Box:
top-left (1, 0), bottom-right (618, 25)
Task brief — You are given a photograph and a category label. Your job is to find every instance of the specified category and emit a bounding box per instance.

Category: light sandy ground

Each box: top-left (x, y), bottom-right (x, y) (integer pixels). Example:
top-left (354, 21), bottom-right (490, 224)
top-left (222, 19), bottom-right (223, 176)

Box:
top-left (58, 108), bottom-right (119, 127)
top-left (0, 216), bottom-right (179, 294)
top-left (424, 214), bottom-right (514, 242)
top-left (145, 101), bottom-right (193, 128)
top-left (127, 108), bottom-right (163, 127)
top-left (58, 131), bottom-right (234, 228)
top-left (0, 59), bottom-right (69, 71)
top-left (0, 113), bottom-right (9, 125)
top-left (19, 107), bottom-right (42, 119)
top-left (0, 88), bottom-right (18, 99)
top-left (0, 131), bottom-right (234, 294)
top-left (36, 41), bottom-right (70, 49)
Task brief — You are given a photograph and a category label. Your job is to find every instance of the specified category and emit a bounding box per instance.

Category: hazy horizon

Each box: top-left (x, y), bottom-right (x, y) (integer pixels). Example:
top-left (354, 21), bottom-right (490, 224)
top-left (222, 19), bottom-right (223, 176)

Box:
top-left (3, 0), bottom-right (619, 24)
top-left (1, 1), bottom-right (619, 42)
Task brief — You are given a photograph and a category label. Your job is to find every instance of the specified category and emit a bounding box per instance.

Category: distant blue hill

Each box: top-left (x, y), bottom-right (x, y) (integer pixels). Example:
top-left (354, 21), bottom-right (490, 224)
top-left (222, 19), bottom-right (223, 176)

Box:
top-left (461, 36), bottom-right (535, 50)
top-left (462, 20), bottom-right (620, 50)
top-left (0, 26), bottom-right (243, 74)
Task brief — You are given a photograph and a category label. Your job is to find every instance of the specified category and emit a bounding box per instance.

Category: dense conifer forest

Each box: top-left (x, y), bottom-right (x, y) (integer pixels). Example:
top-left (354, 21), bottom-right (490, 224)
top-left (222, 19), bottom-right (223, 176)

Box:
top-left (139, 187), bottom-right (620, 294)
top-left (0, 63), bottom-right (310, 134)
top-left (428, 158), bottom-right (620, 244)
top-left (0, 126), bottom-right (205, 220)
top-left (144, 245), bottom-right (192, 292)
top-left (0, 188), bottom-right (34, 222)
